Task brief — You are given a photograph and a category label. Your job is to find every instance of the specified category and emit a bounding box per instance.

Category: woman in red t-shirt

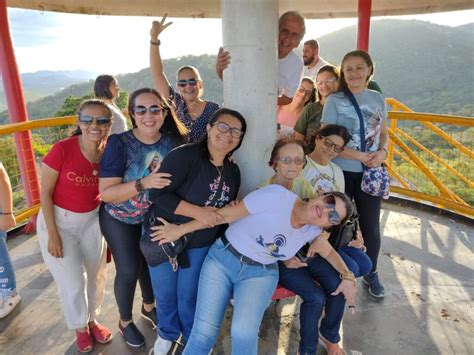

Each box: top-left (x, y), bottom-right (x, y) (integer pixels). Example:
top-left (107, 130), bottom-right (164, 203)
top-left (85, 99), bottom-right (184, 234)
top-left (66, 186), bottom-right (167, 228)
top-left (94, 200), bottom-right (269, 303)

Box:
top-left (37, 99), bottom-right (113, 353)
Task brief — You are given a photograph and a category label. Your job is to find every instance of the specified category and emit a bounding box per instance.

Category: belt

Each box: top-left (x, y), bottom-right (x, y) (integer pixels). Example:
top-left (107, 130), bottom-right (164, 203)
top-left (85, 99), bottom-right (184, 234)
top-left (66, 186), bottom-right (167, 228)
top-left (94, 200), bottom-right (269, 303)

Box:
top-left (221, 235), bottom-right (266, 267)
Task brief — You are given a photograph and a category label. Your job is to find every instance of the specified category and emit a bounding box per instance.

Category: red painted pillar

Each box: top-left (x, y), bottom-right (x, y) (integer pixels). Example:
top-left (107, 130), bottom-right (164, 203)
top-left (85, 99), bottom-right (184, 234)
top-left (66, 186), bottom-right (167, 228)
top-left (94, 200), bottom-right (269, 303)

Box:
top-left (0, 0), bottom-right (40, 230)
top-left (357, 0), bottom-right (372, 51)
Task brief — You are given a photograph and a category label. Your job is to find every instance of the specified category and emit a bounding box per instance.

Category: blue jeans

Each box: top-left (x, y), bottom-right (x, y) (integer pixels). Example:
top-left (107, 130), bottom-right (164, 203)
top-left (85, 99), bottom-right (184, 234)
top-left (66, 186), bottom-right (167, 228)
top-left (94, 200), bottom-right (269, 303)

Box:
top-left (149, 245), bottom-right (210, 341)
top-left (339, 246), bottom-right (373, 277)
top-left (183, 238), bottom-right (279, 355)
top-left (278, 262), bottom-right (326, 355)
top-left (0, 230), bottom-right (16, 296)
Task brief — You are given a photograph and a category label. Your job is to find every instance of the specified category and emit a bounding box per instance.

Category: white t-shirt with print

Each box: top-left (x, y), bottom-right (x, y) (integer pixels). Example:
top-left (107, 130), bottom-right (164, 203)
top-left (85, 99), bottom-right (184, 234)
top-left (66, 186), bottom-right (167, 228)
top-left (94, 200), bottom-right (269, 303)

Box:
top-left (225, 185), bottom-right (321, 265)
top-left (301, 156), bottom-right (345, 195)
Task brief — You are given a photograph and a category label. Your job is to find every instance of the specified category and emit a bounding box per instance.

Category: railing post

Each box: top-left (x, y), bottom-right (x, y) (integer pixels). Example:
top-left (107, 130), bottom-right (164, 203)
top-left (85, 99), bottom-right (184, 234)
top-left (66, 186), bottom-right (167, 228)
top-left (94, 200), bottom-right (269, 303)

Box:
top-left (357, 0), bottom-right (372, 51)
top-left (0, 0), bottom-right (40, 231)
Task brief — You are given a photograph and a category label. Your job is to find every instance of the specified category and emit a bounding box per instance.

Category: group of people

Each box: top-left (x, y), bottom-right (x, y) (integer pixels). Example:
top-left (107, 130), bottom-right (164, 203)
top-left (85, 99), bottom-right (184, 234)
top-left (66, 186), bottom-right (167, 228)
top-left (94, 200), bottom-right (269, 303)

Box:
top-left (0, 9), bottom-right (390, 355)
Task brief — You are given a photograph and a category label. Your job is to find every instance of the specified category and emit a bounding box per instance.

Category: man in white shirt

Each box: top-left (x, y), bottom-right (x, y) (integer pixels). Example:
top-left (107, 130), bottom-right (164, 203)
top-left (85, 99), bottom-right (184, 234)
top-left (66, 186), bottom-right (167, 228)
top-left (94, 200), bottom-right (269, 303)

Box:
top-left (216, 11), bottom-right (305, 106)
top-left (302, 39), bottom-right (330, 80)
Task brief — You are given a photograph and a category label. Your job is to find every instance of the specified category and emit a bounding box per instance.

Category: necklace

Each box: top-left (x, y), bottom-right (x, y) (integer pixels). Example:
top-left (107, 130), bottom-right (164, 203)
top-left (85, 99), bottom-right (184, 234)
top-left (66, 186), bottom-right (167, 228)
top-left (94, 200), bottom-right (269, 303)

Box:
top-left (215, 165), bottom-right (224, 178)
top-left (308, 156), bottom-right (336, 185)
top-left (79, 137), bottom-right (99, 176)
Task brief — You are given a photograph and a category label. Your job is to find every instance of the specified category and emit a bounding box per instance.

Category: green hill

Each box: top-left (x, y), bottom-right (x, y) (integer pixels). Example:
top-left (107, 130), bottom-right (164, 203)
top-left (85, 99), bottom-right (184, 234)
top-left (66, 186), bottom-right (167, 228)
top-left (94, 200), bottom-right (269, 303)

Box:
top-left (0, 19), bottom-right (472, 123)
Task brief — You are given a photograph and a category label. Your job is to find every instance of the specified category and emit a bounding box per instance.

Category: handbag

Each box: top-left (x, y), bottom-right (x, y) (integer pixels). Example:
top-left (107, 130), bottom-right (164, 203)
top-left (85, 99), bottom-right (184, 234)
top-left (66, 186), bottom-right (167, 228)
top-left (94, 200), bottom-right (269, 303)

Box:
top-left (140, 214), bottom-right (189, 270)
top-left (345, 89), bottom-right (390, 199)
top-left (328, 212), bottom-right (359, 250)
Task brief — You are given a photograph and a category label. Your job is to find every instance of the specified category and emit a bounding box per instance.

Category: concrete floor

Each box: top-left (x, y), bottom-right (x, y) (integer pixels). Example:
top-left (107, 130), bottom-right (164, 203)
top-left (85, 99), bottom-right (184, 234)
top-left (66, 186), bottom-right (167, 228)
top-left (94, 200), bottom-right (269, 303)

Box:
top-left (0, 201), bottom-right (473, 355)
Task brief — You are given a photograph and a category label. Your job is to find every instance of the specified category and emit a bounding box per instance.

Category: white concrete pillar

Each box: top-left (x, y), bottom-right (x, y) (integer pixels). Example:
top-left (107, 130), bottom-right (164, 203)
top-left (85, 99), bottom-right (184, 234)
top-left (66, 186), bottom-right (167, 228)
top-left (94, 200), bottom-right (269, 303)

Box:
top-left (221, 0), bottom-right (278, 195)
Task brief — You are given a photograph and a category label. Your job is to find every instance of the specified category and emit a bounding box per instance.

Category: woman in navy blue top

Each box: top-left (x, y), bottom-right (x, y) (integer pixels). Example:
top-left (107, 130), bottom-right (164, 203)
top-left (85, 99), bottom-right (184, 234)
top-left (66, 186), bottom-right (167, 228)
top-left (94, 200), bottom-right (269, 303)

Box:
top-left (98, 88), bottom-right (187, 348)
top-left (150, 16), bottom-right (220, 143)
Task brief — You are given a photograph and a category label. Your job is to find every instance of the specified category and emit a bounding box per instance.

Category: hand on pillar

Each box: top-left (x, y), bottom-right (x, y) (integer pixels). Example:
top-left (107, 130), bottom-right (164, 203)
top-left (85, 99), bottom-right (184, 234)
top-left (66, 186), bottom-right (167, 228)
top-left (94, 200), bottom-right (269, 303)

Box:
top-left (216, 47), bottom-right (231, 80)
top-left (150, 14), bottom-right (173, 40)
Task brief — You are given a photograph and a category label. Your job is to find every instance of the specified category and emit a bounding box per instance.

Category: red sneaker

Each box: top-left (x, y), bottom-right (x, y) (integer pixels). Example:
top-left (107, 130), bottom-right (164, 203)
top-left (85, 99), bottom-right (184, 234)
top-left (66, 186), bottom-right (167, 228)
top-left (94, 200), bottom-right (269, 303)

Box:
top-left (76, 328), bottom-right (94, 353)
top-left (90, 323), bottom-right (113, 344)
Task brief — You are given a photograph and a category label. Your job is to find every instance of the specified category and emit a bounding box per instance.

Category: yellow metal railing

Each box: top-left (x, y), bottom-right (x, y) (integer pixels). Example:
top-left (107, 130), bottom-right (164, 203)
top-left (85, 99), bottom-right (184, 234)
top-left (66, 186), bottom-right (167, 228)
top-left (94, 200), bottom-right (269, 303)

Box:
top-left (386, 98), bottom-right (473, 217)
top-left (0, 116), bottom-right (76, 224)
top-left (1, 102), bottom-right (473, 223)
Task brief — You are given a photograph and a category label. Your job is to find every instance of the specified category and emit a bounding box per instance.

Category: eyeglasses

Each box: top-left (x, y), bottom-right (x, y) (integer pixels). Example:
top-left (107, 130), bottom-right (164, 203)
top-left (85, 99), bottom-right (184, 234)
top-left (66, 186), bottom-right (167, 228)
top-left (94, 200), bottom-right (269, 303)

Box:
top-left (78, 115), bottom-right (111, 126)
top-left (323, 138), bottom-right (344, 154)
top-left (277, 156), bottom-right (306, 166)
top-left (212, 122), bottom-right (243, 139)
top-left (323, 194), bottom-right (341, 225)
top-left (177, 79), bottom-right (198, 88)
top-left (316, 77), bottom-right (337, 86)
top-left (133, 105), bottom-right (168, 116)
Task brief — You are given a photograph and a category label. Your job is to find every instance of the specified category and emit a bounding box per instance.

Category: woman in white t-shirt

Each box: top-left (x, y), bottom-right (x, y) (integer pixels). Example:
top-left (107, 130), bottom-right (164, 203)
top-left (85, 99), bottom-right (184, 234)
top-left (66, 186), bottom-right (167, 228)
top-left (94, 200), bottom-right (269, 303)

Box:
top-left (150, 185), bottom-right (355, 355)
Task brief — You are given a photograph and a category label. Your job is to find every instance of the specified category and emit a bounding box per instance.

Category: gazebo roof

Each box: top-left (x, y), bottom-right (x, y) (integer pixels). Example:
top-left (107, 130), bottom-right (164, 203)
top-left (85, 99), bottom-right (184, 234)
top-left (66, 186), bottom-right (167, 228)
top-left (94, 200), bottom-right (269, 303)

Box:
top-left (6, 0), bottom-right (474, 18)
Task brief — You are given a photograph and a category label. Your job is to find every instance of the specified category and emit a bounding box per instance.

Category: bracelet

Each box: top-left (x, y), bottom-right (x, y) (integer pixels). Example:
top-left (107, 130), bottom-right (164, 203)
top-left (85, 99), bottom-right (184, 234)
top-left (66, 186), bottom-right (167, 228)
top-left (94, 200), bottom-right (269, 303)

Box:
top-left (135, 178), bottom-right (145, 192)
top-left (379, 147), bottom-right (388, 155)
top-left (150, 39), bottom-right (161, 46)
top-left (339, 270), bottom-right (356, 282)
top-left (0, 211), bottom-right (13, 215)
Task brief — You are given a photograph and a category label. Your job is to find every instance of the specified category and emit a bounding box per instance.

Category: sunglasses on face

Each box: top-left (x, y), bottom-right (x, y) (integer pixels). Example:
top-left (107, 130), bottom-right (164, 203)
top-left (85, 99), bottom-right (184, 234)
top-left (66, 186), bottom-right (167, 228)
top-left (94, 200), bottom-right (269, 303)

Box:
top-left (323, 194), bottom-right (341, 225)
top-left (133, 105), bottom-right (167, 116)
top-left (323, 138), bottom-right (344, 154)
top-left (212, 121), bottom-right (243, 139)
top-left (177, 78), bottom-right (198, 88)
top-left (277, 156), bottom-right (306, 166)
top-left (78, 115), bottom-right (111, 126)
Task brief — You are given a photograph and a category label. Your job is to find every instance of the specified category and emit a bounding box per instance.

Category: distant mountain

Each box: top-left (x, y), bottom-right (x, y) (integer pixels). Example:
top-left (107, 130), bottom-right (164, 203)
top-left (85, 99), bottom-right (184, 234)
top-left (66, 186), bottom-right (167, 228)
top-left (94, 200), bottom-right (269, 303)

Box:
top-left (0, 70), bottom-right (99, 112)
top-left (0, 20), bottom-right (473, 123)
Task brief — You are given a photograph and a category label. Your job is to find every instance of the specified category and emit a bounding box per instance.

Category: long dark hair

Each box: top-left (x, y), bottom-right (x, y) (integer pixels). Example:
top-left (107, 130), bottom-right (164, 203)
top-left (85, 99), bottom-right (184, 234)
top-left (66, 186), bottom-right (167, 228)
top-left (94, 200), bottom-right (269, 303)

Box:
top-left (71, 99), bottom-right (112, 136)
top-left (338, 50), bottom-right (374, 93)
top-left (301, 77), bottom-right (316, 106)
top-left (195, 108), bottom-right (247, 161)
top-left (94, 74), bottom-right (117, 100)
top-left (128, 88), bottom-right (188, 144)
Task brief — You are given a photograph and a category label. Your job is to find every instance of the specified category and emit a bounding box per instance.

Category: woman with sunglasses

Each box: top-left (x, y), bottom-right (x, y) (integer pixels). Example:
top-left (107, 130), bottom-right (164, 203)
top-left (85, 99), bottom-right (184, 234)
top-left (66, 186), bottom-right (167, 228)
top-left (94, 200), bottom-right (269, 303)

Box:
top-left (294, 65), bottom-right (339, 153)
top-left (150, 185), bottom-right (355, 355)
top-left (143, 108), bottom-right (246, 355)
top-left (321, 50), bottom-right (389, 299)
top-left (98, 88), bottom-right (187, 348)
top-left (94, 74), bottom-right (128, 135)
top-left (37, 99), bottom-right (113, 353)
top-left (150, 16), bottom-right (220, 143)
top-left (277, 77), bottom-right (316, 136)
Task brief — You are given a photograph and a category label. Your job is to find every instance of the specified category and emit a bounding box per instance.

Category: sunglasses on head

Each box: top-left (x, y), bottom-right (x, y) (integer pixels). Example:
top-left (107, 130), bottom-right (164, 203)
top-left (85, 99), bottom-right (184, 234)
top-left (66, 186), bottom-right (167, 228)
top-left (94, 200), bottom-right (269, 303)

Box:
top-left (323, 194), bottom-right (341, 225)
top-left (177, 79), bottom-right (198, 88)
top-left (323, 138), bottom-right (344, 154)
top-left (78, 115), bottom-right (111, 126)
top-left (133, 105), bottom-right (167, 116)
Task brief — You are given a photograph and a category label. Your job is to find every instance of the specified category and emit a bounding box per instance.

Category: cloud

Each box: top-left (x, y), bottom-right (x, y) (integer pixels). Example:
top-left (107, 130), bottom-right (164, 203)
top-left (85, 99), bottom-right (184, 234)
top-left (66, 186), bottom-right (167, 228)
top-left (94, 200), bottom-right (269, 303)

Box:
top-left (7, 8), bottom-right (63, 47)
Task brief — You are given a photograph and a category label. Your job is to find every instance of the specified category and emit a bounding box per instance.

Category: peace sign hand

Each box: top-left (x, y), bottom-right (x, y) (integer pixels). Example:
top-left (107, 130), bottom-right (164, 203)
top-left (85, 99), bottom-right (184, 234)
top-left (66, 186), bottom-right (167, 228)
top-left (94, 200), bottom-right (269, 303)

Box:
top-left (150, 14), bottom-right (173, 39)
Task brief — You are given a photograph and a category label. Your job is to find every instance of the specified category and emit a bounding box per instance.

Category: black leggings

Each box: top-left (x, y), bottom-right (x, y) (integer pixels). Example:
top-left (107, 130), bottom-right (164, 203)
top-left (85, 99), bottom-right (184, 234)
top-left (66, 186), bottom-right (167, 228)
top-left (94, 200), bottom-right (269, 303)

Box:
top-left (343, 171), bottom-right (382, 272)
top-left (99, 204), bottom-right (154, 321)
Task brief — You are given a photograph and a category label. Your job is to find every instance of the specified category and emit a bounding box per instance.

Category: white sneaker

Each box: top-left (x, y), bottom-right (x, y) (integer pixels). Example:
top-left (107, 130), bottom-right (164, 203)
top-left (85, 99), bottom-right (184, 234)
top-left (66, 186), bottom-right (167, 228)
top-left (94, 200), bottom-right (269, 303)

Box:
top-left (152, 335), bottom-right (172, 355)
top-left (0, 292), bottom-right (21, 318)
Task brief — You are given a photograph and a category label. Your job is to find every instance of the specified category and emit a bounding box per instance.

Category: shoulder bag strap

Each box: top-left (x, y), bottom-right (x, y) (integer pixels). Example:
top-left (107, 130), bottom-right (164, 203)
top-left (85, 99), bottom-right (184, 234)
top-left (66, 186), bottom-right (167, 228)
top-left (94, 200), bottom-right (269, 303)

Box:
top-left (344, 88), bottom-right (366, 153)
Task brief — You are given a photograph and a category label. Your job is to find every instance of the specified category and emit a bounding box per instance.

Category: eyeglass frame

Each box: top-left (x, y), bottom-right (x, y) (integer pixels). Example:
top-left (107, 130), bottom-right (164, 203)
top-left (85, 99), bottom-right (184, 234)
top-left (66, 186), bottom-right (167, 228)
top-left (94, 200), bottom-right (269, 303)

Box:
top-left (321, 137), bottom-right (345, 154)
top-left (316, 77), bottom-right (338, 86)
top-left (211, 121), bottom-right (244, 139)
top-left (78, 115), bottom-right (112, 126)
top-left (276, 156), bottom-right (307, 166)
top-left (132, 105), bottom-right (168, 116)
top-left (322, 194), bottom-right (341, 225)
top-left (177, 78), bottom-right (198, 88)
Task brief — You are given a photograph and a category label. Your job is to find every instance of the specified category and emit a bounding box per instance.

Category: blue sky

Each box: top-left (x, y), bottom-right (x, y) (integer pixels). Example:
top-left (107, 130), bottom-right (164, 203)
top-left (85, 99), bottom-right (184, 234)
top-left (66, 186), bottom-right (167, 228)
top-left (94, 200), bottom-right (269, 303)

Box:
top-left (6, 8), bottom-right (474, 74)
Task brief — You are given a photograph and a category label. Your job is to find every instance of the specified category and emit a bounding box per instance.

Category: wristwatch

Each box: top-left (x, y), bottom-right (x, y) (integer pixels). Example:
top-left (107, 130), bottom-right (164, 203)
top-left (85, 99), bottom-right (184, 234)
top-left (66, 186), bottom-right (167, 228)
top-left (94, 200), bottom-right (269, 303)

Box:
top-left (135, 178), bottom-right (145, 192)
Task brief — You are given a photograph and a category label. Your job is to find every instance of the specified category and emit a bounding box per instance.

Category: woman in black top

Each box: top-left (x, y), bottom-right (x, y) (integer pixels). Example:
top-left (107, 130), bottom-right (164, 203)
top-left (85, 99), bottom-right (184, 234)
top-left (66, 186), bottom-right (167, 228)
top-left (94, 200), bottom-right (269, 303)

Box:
top-left (144, 108), bottom-right (247, 354)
